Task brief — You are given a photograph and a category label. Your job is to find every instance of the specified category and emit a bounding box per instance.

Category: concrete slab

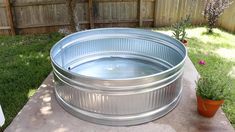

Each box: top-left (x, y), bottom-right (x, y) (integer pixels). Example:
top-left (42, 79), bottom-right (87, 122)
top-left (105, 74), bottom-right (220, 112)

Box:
top-left (5, 57), bottom-right (235, 132)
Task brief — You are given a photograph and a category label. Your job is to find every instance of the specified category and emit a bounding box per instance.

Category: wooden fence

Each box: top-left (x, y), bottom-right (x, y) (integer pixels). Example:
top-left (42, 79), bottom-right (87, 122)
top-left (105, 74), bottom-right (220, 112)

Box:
top-left (0, 0), bottom-right (235, 35)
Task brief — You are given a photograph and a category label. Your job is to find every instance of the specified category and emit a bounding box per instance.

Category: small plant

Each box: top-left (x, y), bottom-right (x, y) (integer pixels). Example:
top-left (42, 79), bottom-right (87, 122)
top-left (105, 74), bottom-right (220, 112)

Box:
top-left (172, 16), bottom-right (191, 41)
top-left (203, 0), bottom-right (233, 33)
top-left (196, 74), bottom-right (230, 100)
top-left (196, 73), bottom-right (231, 117)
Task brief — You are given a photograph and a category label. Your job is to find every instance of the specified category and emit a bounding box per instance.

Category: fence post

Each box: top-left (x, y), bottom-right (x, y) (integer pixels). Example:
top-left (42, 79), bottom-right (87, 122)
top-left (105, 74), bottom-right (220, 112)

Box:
top-left (139, 0), bottom-right (143, 27)
top-left (66, 0), bottom-right (76, 32)
top-left (88, 0), bottom-right (94, 28)
top-left (4, 0), bottom-right (15, 35)
top-left (154, 0), bottom-right (158, 27)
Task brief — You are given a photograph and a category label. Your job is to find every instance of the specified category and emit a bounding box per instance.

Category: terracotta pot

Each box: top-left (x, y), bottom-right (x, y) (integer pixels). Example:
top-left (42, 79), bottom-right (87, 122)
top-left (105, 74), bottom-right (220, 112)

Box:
top-left (181, 39), bottom-right (188, 46)
top-left (196, 95), bottom-right (224, 117)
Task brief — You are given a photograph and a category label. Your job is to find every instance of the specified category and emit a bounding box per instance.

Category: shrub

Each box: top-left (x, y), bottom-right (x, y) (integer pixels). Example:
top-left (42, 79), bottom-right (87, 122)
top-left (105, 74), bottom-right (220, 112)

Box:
top-left (172, 16), bottom-right (191, 41)
top-left (196, 74), bottom-right (231, 100)
top-left (203, 0), bottom-right (232, 33)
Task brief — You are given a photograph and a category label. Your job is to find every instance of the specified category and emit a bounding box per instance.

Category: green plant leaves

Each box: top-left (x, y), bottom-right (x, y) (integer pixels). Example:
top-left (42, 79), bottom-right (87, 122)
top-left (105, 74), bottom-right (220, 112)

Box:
top-left (172, 16), bottom-right (191, 41)
top-left (196, 74), bottom-right (231, 100)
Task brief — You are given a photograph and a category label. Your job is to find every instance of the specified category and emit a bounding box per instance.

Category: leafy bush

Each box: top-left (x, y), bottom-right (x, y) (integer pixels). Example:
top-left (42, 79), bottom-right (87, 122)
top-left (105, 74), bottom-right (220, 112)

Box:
top-left (172, 16), bottom-right (191, 41)
top-left (196, 74), bottom-right (231, 100)
top-left (203, 0), bottom-right (232, 33)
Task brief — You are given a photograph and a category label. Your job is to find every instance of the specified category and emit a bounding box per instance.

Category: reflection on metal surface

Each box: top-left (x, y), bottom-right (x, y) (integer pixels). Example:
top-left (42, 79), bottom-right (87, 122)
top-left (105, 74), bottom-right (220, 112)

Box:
top-left (50, 28), bottom-right (187, 126)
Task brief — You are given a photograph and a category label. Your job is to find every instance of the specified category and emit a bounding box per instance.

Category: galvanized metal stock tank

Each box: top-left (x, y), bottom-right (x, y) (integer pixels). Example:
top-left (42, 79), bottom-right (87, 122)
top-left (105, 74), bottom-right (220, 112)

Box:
top-left (50, 28), bottom-right (187, 126)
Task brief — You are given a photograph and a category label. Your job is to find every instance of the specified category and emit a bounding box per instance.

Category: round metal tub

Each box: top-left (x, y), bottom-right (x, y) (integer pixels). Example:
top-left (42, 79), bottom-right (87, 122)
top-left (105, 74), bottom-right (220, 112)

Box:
top-left (50, 28), bottom-right (187, 126)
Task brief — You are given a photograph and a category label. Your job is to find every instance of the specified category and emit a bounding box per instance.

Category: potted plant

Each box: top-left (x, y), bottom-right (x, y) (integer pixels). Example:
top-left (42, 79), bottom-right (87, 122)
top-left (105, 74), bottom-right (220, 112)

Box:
top-left (172, 16), bottom-right (191, 46)
top-left (196, 75), bottom-right (230, 117)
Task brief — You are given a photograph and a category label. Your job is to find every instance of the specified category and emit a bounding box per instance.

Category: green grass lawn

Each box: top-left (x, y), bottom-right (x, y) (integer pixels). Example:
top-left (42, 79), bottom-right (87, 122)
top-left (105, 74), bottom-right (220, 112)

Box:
top-left (0, 33), bottom-right (63, 131)
top-left (0, 27), bottom-right (235, 130)
top-left (188, 28), bottom-right (235, 128)
top-left (156, 27), bottom-right (235, 128)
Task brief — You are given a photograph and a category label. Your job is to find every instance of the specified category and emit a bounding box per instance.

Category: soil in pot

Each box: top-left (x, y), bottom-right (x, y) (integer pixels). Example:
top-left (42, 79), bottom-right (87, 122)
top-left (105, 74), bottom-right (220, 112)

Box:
top-left (197, 96), bottom-right (224, 117)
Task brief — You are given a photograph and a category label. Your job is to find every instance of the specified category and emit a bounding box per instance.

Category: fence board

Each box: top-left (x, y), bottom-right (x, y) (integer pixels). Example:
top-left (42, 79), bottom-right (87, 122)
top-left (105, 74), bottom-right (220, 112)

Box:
top-left (88, 0), bottom-right (94, 28)
top-left (218, 1), bottom-right (235, 32)
top-left (14, 3), bottom-right (69, 27)
top-left (74, 2), bottom-right (89, 22)
top-left (0, 1), bottom-right (11, 35)
top-left (139, 0), bottom-right (143, 26)
top-left (0, 0), bottom-right (235, 35)
top-left (4, 0), bottom-right (15, 35)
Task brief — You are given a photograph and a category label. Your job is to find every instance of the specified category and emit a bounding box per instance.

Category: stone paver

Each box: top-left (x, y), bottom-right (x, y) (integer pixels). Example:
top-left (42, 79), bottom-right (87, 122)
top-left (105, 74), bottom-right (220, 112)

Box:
top-left (5, 57), bottom-right (235, 132)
